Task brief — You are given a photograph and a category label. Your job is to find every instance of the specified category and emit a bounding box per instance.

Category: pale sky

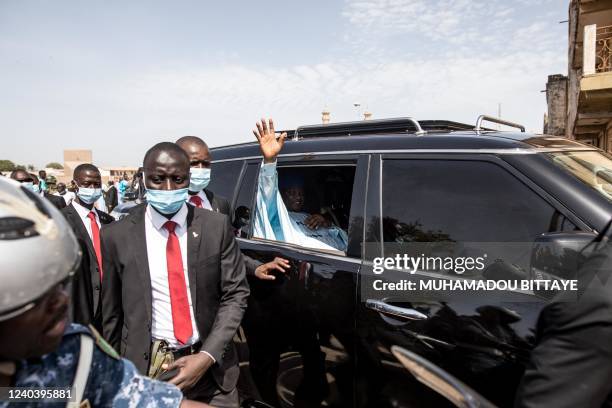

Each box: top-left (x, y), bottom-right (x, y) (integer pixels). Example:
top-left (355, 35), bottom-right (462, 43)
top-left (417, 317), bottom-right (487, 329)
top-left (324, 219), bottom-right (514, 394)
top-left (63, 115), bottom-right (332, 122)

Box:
top-left (1, 0), bottom-right (568, 168)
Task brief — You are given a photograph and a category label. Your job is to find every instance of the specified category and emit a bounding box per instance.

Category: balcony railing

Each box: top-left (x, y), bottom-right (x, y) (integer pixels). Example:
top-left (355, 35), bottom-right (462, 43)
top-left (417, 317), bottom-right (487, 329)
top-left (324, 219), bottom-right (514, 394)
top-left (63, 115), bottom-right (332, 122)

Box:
top-left (584, 24), bottom-right (612, 74)
top-left (597, 25), bottom-right (612, 73)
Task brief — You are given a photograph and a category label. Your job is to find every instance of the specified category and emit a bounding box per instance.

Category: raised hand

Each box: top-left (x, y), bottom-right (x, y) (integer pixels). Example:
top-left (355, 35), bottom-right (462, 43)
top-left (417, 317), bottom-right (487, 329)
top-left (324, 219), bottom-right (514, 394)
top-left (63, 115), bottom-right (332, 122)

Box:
top-left (253, 118), bottom-right (287, 163)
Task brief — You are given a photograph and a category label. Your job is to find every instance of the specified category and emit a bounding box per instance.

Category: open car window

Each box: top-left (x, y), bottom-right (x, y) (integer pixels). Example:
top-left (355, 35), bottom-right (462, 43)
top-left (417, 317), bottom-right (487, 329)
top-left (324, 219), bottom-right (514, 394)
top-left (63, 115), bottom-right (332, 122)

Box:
top-left (251, 162), bottom-right (356, 255)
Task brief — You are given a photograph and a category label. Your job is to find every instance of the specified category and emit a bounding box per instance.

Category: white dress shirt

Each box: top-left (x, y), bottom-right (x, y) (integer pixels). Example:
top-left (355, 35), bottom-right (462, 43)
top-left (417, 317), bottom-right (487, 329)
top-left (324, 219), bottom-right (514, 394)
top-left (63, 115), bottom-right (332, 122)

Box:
top-left (56, 191), bottom-right (76, 206)
top-left (187, 190), bottom-right (213, 211)
top-left (95, 195), bottom-right (108, 213)
top-left (72, 201), bottom-right (101, 241)
top-left (144, 204), bottom-right (214, 360)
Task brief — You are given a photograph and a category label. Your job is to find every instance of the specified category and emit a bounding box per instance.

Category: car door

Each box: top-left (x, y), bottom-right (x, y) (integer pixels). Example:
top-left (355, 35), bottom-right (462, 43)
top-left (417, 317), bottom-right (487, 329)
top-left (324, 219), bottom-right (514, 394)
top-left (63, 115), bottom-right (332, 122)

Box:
top-left (234, 154), bottom-right (368, 408)
top-left (357, 153), bottom-right (587, 408)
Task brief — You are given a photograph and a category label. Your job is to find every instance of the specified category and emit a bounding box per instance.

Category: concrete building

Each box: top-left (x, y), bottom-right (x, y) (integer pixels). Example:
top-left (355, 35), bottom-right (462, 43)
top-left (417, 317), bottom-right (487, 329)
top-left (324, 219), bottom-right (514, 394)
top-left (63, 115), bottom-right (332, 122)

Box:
top-left (61, 150), bottom-right (93, 184)
top-left (567, 0), bottom-right (612, 151)
top-left (544, 74), bottom-right (568, 136)
top-left (55, 149), bottom-right (138, 184)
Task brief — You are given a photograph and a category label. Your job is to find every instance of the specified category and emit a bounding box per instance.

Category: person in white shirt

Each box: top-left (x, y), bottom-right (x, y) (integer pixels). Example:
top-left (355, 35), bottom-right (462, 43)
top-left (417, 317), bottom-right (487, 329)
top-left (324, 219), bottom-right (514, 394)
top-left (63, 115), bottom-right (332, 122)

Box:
top-left (175, 136), bottom-right (215, 211)
top-left (55, 182), bottom-right (76, 206)
top-left (61, 163), bottom-right (114, 329)
top-left (101, 142), bottom-right (249, 407)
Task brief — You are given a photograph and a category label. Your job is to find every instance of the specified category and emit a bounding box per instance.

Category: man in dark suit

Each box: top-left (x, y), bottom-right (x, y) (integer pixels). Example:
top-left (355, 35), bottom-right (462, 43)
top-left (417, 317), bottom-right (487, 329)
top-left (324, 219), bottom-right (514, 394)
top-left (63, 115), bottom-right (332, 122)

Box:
top-left (8, 169), bottom-right (65, 210)
top-left (177, 134), bottom-right (293, 405)
top-left (101, 142), bottom-right (249, 407)
top-left (105, 180), bottom-right (118, 213)
top-left (175, 136), bottom-right (229, 214)
top-left (61, 163), bottom-right (114, 330)
top-left (515, 237), bottom-right (612, 407)
top-left (176, 135), bottom-right (290, 282)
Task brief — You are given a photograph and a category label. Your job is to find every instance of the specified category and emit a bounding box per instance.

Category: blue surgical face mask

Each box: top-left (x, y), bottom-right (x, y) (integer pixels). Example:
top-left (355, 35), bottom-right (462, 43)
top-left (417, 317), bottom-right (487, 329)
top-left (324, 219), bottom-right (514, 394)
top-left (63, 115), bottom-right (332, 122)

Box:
top-left (146, 187), bottom-right (189, 215)
top-left (189, 167), bottom-right (211, 192)
top-left (22, 181), bottom-right (38, 194)
top-left (77, 186), bottom-right (102, 204)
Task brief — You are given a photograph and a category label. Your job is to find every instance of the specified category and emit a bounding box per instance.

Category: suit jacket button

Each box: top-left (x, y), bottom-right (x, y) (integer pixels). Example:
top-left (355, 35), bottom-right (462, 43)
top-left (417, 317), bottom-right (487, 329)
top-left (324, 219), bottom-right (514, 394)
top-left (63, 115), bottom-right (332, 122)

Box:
top-left (95, 285), bottom-right (100, 291)
top-left (144, 352), bottom-right (149, 360)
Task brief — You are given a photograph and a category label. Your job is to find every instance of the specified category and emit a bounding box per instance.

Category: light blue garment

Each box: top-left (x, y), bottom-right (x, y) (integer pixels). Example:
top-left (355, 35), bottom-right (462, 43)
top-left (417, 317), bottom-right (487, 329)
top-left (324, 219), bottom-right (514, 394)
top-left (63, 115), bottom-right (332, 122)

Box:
top-left (146, 187), bottom-right (189, 214)
top-left (77, 186), bottom-right (103, 204)
top-left (189, 167), bottom-right (211, 192)
top-left (21, 181), bottom-right (38, 194)
top-left (253, 161), bottom-right (348, 252)
top-left (118, 179), bottom-right (129, 204)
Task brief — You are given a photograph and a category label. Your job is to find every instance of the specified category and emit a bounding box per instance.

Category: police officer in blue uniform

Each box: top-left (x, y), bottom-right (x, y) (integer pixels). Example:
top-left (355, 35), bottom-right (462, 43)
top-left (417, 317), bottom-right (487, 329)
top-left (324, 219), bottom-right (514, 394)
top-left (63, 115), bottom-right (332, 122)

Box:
top-left (0, 177), bottom-right (209, 408)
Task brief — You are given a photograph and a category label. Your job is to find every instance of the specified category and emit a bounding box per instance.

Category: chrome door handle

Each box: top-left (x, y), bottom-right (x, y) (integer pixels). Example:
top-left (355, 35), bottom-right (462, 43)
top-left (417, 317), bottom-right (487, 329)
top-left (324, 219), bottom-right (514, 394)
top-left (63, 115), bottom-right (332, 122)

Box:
top-left (366, 299), bottom-right (428, 320)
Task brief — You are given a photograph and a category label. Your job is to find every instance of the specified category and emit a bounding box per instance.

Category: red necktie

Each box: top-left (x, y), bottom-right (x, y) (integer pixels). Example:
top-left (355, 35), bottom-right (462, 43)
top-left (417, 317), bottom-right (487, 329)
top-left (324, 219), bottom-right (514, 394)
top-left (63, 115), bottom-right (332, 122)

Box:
top-left (87, 211), bottom-right (103, 280)
top-left (164, 221), bottom-right (193, 344)
top-left (189, 195), bottom-right (203, 208)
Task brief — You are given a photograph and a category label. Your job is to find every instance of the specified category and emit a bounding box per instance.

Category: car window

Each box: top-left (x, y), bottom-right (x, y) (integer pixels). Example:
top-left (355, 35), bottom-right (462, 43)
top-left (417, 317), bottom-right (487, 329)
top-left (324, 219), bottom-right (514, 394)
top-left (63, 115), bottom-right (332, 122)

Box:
top-left (233, 163), bottom-right (258, 238)
top-left (381, 159), bottom-right (577, 275)
top-left (548, 150), bottom-right (612, 202)
top-left (252, 163), bottom-right (356, 254)
top-left (208, 160), bottom-right (243, 203)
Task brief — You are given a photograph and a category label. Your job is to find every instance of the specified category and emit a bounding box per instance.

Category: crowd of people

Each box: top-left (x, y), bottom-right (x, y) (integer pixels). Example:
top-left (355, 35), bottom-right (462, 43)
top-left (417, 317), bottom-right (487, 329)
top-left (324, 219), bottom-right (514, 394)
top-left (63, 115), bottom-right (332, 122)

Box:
top-left (3, 168), bottom-right (132, 216)
top-left (0, 119), bottom-right (341, 408)
top-left (2, 118), bottom-right (612, 407)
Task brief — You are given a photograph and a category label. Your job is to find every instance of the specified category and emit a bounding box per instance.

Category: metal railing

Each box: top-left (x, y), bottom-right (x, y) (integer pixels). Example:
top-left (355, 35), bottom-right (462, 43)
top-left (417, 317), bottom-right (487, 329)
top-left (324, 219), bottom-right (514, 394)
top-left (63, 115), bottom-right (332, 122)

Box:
top-left (597, 25), bottom-right (612, 73)
top-left (584, 24), bottom-right (612, 74)
top-left (475, 115), bottom-right (525, 132)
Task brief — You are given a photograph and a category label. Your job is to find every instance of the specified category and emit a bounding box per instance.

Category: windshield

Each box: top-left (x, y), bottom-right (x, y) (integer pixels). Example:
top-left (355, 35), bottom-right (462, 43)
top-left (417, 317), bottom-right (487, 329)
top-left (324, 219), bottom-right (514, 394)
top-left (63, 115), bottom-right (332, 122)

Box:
top-left (548, 150), bottom-right (612, 201)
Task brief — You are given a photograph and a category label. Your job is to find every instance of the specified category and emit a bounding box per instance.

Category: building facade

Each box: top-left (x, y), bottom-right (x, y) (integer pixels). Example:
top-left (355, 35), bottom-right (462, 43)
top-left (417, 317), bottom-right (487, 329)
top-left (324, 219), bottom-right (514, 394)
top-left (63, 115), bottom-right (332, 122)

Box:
top-left (55, 149), bottom-right (138, 185)
top-left (567, 0), bottom-right (612, 151)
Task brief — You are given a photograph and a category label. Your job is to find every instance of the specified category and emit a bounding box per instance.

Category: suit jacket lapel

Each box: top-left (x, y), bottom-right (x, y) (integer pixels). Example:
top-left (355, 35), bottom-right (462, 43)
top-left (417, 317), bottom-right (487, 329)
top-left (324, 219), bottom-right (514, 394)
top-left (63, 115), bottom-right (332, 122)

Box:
top-left (68, 204), bottom-right (96, 255)
top-left (130, 207), bottom-right (153, 321)
top-left (204, 189), bottom-right (218, 212)
top-left (95, 208), bottom-right (112, 225)
top-left (186, 205), bottom-right (200, 310)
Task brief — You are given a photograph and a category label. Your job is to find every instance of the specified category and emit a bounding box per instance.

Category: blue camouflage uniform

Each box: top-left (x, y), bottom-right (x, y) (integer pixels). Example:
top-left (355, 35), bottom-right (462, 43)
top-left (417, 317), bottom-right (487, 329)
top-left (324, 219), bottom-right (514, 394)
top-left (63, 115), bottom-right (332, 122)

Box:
top-left (1, 324), bottom-right (183, 408)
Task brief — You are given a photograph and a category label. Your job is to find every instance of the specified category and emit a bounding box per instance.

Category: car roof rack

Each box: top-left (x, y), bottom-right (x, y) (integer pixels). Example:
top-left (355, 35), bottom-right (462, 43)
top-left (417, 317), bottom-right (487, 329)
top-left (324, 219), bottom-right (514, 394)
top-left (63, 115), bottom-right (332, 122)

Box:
top-left (475, 115), bottom-right (525, 132)
top-left (286, 117), bottom-right (476, 140)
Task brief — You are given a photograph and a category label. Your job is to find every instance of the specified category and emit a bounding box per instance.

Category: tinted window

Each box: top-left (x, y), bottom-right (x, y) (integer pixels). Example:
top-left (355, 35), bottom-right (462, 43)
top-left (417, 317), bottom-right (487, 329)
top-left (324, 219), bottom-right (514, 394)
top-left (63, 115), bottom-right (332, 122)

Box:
top-left (548, 150), bottom-right (612, 202)
top-left (382, 159), bottom-right (577, 272)
top-left (233, 163), bottom-right (258, 238)
top-left (208, 161), bottom-right (243, 203)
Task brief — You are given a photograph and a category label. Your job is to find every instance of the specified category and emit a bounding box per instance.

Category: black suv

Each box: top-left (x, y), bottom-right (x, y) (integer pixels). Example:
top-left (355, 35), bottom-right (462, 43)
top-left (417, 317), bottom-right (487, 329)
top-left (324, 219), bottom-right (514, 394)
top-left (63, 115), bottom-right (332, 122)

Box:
top-left (209, 116), bottom-right (612, 407)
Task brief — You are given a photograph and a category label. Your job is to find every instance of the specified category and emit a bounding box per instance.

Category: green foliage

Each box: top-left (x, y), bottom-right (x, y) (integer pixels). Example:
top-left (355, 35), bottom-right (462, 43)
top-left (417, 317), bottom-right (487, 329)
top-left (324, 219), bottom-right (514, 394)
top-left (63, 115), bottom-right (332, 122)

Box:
top-left (46, 162), bottom-right (63, 169)
top-left (0, 160), bottom-right (15, 172)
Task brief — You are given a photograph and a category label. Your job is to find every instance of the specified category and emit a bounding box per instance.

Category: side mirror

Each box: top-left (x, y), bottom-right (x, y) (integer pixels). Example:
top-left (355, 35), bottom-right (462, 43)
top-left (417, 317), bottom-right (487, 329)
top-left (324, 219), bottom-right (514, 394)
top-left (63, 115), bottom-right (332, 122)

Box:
top-left (530, 232), bottom-right (595, 280)
top-left (391, 346), bottom-right (496, 408)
